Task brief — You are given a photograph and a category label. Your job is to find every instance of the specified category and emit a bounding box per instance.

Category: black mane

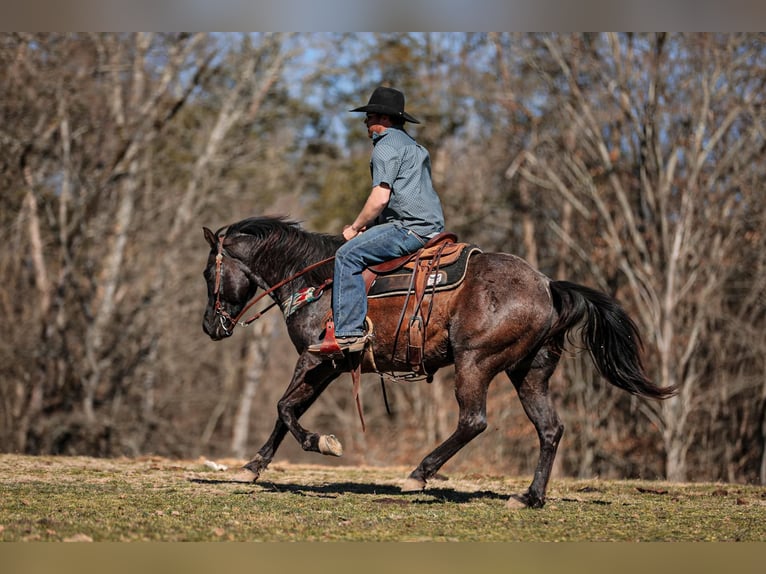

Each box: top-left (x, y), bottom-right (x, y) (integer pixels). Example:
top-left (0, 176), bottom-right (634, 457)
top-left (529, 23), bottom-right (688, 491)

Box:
top-left (219, 216), bottom-right (342, 285)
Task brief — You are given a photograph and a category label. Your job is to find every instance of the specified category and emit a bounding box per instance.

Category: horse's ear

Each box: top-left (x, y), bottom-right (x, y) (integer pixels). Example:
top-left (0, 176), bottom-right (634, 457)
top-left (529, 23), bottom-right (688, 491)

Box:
top-left (203, 227), bottom-right (217, 248)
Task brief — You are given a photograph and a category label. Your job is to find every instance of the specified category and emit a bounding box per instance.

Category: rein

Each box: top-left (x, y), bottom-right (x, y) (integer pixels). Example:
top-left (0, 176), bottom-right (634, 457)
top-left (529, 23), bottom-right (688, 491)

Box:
top-left (213, 234), bottom-right (334, 332)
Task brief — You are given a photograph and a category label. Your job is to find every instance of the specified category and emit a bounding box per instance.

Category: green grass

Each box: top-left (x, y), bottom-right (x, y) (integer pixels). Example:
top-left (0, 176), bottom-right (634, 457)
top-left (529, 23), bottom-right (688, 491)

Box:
top-left (0, 454), bottom-right (764, 542)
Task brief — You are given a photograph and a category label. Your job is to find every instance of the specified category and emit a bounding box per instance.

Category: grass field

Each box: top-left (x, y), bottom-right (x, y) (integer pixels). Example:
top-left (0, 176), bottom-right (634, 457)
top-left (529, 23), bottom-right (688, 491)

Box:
top-left (0, 454), bottom-right (764, 542)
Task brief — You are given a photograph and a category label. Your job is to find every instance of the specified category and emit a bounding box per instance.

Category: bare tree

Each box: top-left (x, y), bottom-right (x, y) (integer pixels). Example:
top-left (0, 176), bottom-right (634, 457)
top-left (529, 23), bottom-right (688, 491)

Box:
top-left (0, 33), bottom-right (296, 456)
top-left (508, 33), bottom-right (766, 481)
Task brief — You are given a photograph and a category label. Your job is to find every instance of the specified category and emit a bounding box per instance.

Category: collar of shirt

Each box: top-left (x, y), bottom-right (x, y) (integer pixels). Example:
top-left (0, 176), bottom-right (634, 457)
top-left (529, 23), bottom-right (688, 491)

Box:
top-left (371, 129), bottom-right (389, 145)
top-left (371, 126), bottom-right (409, 145)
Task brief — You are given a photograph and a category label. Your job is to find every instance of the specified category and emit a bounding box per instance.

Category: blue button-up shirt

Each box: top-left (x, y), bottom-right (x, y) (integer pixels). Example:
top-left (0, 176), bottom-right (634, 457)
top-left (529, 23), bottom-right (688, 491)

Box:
top-left (370, 127), bottom-right (445, 238)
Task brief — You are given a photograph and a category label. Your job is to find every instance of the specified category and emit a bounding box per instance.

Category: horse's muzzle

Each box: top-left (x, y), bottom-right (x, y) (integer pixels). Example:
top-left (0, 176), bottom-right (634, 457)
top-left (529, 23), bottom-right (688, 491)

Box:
top-left (202, 313), bottom-right (233, 341)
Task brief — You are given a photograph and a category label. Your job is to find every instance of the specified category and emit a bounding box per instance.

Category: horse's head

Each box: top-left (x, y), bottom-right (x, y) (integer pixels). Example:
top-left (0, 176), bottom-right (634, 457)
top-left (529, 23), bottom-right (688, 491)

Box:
top-left (202, 227), bottom-right (258, 340)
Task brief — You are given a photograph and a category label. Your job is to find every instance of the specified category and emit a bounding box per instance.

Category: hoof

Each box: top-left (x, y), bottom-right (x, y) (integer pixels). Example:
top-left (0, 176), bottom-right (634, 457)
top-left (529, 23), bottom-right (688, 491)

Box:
top-left (318, 434), bottom-right (343, 457)
top-left (232, 468), bottom-right (259, 483)
top-left (506, 493), bottom-right (544, 509)
top-left (401, 477), bottom-right (426, 492)
top-left (506, 494), bottom-right (529, 509)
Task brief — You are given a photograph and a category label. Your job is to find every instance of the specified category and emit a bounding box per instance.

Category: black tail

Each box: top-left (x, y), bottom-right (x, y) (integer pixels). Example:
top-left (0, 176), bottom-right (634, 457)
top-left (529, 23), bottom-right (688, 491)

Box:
top-left (549, 281), bottom-right (677, 400)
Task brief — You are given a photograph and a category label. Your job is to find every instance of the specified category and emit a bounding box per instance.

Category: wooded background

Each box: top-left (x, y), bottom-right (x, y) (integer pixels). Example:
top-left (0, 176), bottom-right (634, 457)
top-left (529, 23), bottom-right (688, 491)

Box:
top-left (1, 32), bottom-right (764, 484)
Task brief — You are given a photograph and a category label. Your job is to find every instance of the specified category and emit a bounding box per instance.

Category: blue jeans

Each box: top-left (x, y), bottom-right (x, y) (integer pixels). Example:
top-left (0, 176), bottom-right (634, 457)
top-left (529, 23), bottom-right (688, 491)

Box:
top-left (332, 222), bottom-right (427, 337)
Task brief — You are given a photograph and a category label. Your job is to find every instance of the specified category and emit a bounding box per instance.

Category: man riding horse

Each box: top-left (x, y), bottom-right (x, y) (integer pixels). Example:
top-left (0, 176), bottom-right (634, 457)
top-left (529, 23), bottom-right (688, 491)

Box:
top-left (202, 87), bottom-right (676, 508)
top-left (307, 86), bottom-right (445, 355)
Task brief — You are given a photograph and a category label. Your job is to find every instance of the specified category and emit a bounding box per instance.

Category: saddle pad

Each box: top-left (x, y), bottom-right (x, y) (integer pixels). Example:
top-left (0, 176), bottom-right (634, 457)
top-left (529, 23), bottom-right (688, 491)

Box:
top-left (368, 245), bottom-right (481, 299)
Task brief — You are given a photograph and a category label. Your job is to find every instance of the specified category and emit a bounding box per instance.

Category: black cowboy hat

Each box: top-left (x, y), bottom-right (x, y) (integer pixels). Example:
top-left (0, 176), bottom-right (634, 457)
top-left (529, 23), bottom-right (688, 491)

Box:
top-left (350, 86), bottom-right (420, 124)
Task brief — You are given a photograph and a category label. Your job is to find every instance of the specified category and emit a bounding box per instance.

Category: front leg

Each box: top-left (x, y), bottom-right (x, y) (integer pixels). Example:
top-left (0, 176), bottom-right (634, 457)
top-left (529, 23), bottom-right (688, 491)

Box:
top-left (242, 421), bottom-right (289, 480)
top-left (241, 353), bottom-right (341, 481)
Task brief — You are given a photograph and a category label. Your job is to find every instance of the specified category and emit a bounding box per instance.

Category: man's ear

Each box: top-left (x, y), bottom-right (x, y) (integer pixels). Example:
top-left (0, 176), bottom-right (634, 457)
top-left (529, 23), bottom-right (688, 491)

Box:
top-left (203, 227), bottom-right (217, 248)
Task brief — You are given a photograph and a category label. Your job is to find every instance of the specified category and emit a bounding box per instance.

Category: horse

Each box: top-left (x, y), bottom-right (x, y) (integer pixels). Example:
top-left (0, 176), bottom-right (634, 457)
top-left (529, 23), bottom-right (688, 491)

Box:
top-left (201, 216), bottom-right (676, 508)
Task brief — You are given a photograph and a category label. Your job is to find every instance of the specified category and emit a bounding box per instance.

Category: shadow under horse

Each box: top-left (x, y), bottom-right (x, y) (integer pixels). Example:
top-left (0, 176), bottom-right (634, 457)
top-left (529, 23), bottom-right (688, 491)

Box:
top-left (202, 216), bottom-right (676, 509)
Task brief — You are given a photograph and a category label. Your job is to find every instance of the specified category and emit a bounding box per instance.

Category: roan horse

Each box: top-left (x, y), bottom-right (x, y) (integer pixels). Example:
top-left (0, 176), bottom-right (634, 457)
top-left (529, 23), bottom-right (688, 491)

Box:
top-left (202, 216), bottom-right (676, 508)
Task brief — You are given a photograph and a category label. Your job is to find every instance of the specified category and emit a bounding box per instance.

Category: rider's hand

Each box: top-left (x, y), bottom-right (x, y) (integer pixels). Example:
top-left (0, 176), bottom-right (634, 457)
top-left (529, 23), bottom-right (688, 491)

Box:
top-left (343, 225), bottom-right (364, 241)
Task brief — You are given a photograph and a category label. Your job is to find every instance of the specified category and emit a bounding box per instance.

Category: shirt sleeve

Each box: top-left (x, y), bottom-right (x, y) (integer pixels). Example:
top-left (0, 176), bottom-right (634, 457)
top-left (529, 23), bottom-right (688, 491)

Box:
top-left (370, 142), bottom-right (400, 189)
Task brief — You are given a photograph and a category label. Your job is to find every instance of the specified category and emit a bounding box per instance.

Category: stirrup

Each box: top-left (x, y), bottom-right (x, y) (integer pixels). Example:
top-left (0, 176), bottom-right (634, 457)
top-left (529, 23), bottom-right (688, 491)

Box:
top-left (307, 334), bottom-right (370, 355)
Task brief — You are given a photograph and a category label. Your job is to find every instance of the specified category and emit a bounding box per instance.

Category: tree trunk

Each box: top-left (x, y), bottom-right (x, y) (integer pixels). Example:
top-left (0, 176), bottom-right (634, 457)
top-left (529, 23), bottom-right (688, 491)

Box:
top-left (231, 317), bottom-right (274, 459)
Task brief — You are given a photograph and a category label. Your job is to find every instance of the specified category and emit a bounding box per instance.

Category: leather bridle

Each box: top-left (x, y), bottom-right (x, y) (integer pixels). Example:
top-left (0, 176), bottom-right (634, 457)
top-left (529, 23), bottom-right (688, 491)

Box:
top-left (211, 233), bottom-right (334, 334)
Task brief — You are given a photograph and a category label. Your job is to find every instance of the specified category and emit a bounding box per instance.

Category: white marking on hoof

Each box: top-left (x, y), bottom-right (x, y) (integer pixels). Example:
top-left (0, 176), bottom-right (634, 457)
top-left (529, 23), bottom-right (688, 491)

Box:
top-left (401, 477), bottom-right (426, 492)
top-left (506, 494), bottom-right (529, 509)
top-left (318, 434), bottom-right (343, 457)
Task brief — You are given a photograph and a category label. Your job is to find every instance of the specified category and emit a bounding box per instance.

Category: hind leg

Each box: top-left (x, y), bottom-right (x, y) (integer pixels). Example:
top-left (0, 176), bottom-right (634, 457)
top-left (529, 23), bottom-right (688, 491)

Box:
top-left (403, 353), bottom-right (492, 491)
top-left (506, 345), bottom-right (564, 509)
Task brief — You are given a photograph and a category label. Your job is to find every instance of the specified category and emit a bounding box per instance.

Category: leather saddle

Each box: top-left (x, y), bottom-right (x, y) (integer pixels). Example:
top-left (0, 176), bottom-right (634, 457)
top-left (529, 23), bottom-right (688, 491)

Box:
top-left (361, 232), bottom-right (480, 374)
top-left (368, 232), bottom-right (459, 274)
